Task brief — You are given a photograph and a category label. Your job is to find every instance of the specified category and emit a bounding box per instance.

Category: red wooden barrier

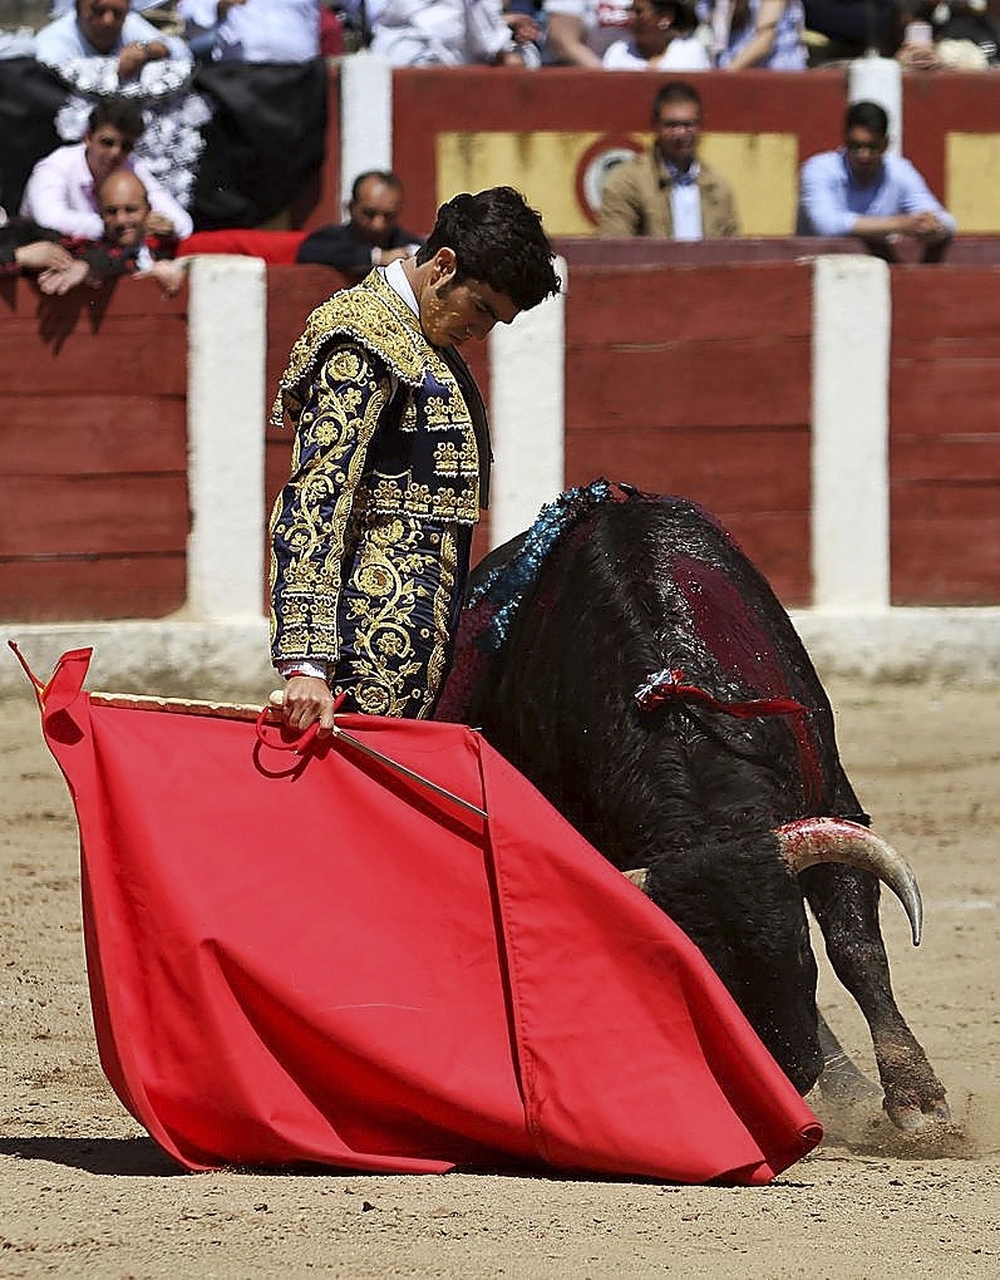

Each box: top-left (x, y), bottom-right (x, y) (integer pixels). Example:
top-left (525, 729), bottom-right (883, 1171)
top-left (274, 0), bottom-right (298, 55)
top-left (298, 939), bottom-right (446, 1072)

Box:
top-left (5, 254), bottom-right (1000, 622)
top-left (890, 267), bottom-right (1000, 605)
top-left (0, 276), bottom-right (188, 621)
top-left (564, 261), bottom-right (813, 605)
top-left (299, 67), bottom-right (1000, 240)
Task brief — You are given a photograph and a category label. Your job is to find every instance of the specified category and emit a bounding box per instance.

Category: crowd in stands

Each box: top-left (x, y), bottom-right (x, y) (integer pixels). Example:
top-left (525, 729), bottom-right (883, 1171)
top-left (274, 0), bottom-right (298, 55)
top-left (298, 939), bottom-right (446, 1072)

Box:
top-left (0, 0), bottom-right (986, 294)
top-left (4, 1), bottom-right (998, 77)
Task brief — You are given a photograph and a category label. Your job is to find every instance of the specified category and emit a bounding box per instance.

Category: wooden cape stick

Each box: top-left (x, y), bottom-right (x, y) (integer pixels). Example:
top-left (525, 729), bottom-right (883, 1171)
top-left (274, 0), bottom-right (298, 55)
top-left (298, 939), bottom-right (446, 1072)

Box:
top-left (89, 691), bottom-right (489, 821)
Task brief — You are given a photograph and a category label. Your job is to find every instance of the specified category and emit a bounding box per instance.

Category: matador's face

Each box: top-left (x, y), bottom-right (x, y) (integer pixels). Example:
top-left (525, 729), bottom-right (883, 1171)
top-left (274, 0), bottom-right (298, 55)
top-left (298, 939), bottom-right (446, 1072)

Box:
top-left (419, 249), bottom-right (519, 349)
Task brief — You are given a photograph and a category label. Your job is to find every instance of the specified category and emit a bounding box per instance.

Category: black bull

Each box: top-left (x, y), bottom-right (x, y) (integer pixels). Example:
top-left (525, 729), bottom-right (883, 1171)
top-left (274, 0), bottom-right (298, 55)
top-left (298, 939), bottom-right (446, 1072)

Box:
top-left (435, 484), bottom-right (949, 1132)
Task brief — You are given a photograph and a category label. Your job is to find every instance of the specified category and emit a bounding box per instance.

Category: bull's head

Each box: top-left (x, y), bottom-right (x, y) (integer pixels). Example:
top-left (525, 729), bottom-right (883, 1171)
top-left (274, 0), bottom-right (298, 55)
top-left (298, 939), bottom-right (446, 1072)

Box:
top-left (627, 817), bottom-right (921, 1097)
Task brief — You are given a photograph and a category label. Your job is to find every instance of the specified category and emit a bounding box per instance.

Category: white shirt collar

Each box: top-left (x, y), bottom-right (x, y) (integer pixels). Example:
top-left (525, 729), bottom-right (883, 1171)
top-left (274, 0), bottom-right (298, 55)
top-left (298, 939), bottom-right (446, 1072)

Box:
top-left (384, 256), bottom-right (419, 317)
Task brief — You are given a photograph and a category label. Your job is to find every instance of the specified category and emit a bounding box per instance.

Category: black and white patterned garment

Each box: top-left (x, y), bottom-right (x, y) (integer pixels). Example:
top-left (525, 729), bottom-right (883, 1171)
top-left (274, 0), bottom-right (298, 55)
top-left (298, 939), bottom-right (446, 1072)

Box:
top-left (47, 57), bottom-right (211, 212)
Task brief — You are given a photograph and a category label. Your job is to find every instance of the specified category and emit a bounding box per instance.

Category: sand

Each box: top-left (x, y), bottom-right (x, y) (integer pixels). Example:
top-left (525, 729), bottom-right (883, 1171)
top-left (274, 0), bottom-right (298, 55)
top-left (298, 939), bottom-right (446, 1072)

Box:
top-left (1, 678), bottom-right (998, 1278)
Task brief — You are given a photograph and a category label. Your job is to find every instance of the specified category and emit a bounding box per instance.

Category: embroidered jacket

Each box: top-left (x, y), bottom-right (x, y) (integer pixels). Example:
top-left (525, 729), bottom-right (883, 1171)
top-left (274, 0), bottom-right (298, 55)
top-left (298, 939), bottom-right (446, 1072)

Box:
top-left (269, 268), bottom-right (490, 667)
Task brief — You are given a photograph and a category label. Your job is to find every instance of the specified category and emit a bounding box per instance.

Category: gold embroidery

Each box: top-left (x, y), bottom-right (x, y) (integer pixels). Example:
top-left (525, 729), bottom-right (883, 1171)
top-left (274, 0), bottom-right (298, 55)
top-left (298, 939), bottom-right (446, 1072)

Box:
top-left (364, 475), bottom-right (478, 524)
top-left (425, 527), bottom-right (459, 705)
top-left (434, 439), bottom-right (479, 479)
top-left (272, 269), bottom-right (428, 426)
top-left (423, 384), bottom-right (467, 428)
top-left (333, 515), bottom-right (454, 718)
top-left (269, 343), bottom-right (391, 665)
top-left (400, 396), bottom-right (418, 433)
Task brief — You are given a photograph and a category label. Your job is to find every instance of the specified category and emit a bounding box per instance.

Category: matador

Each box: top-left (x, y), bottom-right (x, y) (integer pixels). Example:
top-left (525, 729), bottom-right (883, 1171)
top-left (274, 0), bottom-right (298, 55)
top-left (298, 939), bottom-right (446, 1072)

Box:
top-left (269, 186), bottom-right (560, 732)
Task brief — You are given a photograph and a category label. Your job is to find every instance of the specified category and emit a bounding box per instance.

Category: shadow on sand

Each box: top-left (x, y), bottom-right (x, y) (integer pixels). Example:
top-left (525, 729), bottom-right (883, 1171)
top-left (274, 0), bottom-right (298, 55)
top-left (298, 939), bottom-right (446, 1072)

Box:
top-left (0, 1135), bottom-right (182, 1177)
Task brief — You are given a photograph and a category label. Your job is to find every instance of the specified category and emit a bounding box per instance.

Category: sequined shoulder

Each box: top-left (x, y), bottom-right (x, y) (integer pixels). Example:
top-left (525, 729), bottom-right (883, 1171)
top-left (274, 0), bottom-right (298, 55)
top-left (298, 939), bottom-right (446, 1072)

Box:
top-left (271, 270), bottom-right (428, 426)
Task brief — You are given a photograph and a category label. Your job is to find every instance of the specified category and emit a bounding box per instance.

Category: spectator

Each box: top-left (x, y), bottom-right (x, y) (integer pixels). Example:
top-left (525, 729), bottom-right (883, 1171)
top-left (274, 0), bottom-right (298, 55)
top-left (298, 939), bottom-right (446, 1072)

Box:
top-left (33, 0), bottom-right (209, 215)
top-left (896, 0), bottom-right (999, 70)
top-left (2, 170), bottom-right (183, 295)
top-left (178, 0), bottom-right (322, 62)
top-left (545, 0), bottom-right (632, 64)
top-left (796, 99), bottom-right (955, 260)
top-left (296, 170), bottom-right (423, 278)
top-left (93, 166), bottom-right (187, 292)
top-left (699, 0), bottom-right (808, 68)
top-left (370, 0), bottom-right (539, 64)
top-left (0, 209), bottom-right (88, 295)
top-left (36, 0), bottom-right (191, 69)
top-left (20, 97), bottom-right (193, 241)
top-left (597, 80), bottom-right (740, 239)
top-left (602, 0), bottom-right (711, 68)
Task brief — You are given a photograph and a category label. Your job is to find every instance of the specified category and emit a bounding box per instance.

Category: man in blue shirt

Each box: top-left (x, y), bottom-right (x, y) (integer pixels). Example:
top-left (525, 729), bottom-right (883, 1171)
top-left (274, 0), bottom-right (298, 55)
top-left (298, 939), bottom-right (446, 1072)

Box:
top-left (796, 100), bottom-right (955, 260)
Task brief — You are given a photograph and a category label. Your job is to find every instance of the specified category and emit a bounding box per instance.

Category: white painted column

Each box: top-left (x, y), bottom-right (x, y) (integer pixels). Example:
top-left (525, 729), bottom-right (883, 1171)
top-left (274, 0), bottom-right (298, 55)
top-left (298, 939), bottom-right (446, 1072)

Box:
top-left (488, 257), bottom-right (567, 548)
top-left (339, 52), bottom-right (393, 210)
top-left (810, 255), bottom-right (891, 610)
top-left (186, 256), bottom-right (267, 619)
top-left (848, 56), bottom-right (903, 154)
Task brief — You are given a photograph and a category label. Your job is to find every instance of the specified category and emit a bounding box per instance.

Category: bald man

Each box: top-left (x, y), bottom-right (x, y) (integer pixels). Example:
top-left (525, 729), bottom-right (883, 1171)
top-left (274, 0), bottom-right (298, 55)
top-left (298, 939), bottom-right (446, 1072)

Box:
top-left (95, 170), bottom-right (187, 294)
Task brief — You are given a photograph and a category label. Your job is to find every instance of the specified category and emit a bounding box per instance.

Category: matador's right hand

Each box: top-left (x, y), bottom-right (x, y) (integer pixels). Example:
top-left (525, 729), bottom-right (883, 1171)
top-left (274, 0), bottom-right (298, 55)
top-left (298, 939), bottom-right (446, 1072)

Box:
top-left (279, 675), bottom-right (339, 736)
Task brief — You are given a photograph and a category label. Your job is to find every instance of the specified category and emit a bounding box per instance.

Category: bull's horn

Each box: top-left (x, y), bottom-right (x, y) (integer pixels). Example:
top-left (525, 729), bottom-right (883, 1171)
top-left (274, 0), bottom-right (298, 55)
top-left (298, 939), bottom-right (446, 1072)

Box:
top-left (623, 867), bottom-right (648, 891)
top-left (775, 817), bottom-right (922, 947)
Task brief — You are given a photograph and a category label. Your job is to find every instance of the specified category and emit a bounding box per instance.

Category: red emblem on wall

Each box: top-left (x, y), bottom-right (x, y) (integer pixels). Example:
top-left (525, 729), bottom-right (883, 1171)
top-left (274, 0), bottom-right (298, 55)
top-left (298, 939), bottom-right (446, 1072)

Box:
top-left (574, 133), bottom-right (646, 226)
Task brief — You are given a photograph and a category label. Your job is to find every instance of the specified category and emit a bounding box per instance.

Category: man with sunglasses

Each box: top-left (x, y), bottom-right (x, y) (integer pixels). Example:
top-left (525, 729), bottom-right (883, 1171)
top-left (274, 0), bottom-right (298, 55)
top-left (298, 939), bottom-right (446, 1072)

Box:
top-left (19, 98), bottom-right (193, 242)
top-left (598, 80), bottom-right (740, 240)
top-left (796, 99), bottom-right (954, 258)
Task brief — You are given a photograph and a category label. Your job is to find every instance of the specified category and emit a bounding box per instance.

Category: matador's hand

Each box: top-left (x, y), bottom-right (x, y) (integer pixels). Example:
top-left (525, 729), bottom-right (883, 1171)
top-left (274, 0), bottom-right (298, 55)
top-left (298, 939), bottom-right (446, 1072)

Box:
top-left (278, 675), bottom-right (338, 736)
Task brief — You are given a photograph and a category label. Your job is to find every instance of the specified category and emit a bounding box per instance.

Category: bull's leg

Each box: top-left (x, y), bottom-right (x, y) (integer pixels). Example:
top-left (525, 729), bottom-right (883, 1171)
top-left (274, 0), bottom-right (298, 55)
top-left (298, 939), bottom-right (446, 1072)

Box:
top-left (815, 1010), bottom-right (881, 1105)
top-left (801, 865), bottom-right (950, 1131)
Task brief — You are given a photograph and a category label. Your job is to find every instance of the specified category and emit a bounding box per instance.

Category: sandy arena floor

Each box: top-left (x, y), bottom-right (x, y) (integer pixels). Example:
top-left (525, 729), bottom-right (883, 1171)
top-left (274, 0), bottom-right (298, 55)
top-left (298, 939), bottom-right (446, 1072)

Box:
top-left (1, 676), bottom-right (998, 1278)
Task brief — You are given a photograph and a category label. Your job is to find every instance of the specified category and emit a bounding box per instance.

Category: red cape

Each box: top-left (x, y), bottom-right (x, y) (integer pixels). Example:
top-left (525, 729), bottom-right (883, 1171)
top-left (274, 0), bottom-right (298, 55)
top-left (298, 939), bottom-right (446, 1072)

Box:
top-left (26, 646), bottom-right (821, 1181)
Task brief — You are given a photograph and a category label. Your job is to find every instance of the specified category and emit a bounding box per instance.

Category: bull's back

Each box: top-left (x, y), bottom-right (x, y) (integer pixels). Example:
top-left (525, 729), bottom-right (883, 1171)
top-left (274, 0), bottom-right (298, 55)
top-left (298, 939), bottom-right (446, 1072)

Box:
top-left (440, 489), bottom-right (864, 825)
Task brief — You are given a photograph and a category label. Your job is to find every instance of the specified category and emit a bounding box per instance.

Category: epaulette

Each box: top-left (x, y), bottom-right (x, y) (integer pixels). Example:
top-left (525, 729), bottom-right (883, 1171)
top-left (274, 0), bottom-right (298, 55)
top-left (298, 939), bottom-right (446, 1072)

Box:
top-left (270, 269), bottom-right (429, 426)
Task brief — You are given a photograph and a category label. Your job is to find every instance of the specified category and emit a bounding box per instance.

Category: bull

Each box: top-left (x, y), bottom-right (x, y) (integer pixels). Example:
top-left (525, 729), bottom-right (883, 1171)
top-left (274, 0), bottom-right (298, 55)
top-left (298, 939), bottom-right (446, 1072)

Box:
top-left (435, 481), bottom-right (949, 1132)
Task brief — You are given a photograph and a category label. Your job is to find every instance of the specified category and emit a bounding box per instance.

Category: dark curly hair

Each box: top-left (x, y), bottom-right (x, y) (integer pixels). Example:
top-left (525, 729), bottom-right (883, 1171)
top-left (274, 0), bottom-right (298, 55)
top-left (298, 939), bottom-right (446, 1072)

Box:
top-left (87, 97), bottom-right (145, 143)
top-left (417, 186), bottom-right (560, 312)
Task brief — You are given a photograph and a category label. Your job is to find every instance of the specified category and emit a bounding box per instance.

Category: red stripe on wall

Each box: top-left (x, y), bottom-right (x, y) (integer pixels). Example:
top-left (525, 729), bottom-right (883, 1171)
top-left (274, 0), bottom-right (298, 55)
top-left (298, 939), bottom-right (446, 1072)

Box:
top-left (563, 262), bottom-right (813, 604)
top-left (891, 268), bottom-right (1000, 604)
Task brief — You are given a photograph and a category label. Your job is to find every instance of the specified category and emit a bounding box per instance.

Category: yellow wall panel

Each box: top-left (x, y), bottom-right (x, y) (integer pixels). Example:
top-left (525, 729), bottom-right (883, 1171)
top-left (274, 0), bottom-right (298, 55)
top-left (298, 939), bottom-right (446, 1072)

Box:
top-left (700, 133), bottom-right (799, 237)
top-left (437, 130), bottom-right (799, 237)
top-left (437, 131), bottom-right (607, 235)
top-left (946, 132), bottom-right (1000, 233)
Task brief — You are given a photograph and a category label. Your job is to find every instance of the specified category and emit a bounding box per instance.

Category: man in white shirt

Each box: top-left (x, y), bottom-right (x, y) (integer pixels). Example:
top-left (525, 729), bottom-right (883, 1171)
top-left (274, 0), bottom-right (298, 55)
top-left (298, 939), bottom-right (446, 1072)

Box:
top-left (36, 0), bottom-right (192, 73)
top-left (20, 98), bottom-right (193, 240)
top-left (178, 0), bottom-right (322, 62)
top-left (601, 0), bottom-right (710, 69)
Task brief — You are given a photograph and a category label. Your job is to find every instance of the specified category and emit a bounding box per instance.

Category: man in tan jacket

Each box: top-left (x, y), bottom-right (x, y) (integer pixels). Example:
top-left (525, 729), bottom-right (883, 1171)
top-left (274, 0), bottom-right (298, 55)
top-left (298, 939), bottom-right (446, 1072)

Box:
top-left (598, 80), bottom-right (740, 240)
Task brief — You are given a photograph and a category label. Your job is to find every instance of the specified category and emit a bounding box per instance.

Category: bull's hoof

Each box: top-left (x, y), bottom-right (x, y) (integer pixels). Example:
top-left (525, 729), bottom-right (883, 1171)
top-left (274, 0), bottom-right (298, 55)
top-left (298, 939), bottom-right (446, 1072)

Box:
top-left (885, 1097), bottom-right (952, 1132)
